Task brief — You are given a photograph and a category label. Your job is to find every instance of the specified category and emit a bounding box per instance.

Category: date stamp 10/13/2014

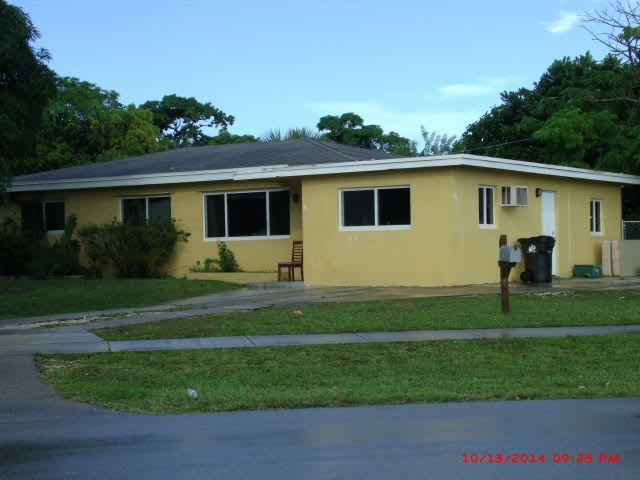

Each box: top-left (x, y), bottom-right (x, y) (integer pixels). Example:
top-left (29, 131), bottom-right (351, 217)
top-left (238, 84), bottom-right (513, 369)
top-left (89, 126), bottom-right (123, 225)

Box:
top-left (462, 453), bottom-right (621, 465)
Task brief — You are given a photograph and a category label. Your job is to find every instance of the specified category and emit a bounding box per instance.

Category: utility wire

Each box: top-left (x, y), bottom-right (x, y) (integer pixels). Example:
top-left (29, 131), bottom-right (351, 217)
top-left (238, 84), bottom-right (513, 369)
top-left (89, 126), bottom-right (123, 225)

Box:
top-left (458, 137), bottom-right (533, 154)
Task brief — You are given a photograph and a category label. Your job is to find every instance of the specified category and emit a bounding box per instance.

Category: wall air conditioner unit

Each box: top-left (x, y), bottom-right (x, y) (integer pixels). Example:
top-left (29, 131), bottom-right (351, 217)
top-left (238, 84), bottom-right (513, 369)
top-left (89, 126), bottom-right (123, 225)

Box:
top-left (501, 186), bottom-right (528, 207)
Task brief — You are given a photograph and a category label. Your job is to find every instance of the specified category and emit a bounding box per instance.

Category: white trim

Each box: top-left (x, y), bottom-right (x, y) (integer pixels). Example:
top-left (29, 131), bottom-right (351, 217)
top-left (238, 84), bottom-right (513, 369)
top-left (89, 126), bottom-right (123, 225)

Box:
top-left (500, 185), bottom-right (529, 207)
top-left (204, 235), bottom-right (291, 242)
top-left (590, 198), bottom-right (603, 234)
top-left (339, 225), bottom-right (411, 232)
top-left (10, 154), bottom-right (640, 192)
top-left (120, 194), bottom-right (171, 223)
top-left (478, 185), bottom-right (495, 228)
top-left (203, 188), bottom-right (290, 241)
top-left (339, 185), bottom-right (411, 231)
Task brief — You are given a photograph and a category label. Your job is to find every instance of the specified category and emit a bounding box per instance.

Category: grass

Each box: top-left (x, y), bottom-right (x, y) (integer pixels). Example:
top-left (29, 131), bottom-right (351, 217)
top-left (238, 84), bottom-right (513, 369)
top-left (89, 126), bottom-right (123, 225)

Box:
top-left (37, 334), bottom-right (640, 414)
top-left (95, 290), bottom-right (640, 340)
top-left (0, 278), bottom-right (240, 320)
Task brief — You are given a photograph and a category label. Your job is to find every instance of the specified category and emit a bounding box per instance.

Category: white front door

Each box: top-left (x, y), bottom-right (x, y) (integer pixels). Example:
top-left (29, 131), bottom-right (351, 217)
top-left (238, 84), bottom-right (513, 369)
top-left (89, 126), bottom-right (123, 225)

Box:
top-left (541, 191), bottom-right (557, 275)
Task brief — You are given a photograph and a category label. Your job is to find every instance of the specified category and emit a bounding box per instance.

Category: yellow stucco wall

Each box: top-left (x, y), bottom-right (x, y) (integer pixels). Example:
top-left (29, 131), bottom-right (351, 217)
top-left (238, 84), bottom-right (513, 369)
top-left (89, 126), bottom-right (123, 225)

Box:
top-left (3, 165), bottom-right (622, 285)
top-left (301, 167), bottom-right (622, 286)
top-left (452, 167), bottom-right (621, 285)
top-left (6, 179), bottom-right (302, 276)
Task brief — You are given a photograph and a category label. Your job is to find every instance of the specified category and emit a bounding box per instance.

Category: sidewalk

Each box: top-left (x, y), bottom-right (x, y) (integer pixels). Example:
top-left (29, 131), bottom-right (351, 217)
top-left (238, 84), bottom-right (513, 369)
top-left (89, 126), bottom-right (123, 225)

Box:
top-left (1, 324), bottom-right (639, 355)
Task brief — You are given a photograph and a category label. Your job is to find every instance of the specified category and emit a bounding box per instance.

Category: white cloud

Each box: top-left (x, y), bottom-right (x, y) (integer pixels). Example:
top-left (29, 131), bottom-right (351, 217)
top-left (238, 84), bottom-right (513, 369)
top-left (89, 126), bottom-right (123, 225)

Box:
top-left (437, 76), bottom-right (519, 99)
top-left (298, 100), bottom-right (480, 140)
top-left (542, 11), bottom-right (580, 34)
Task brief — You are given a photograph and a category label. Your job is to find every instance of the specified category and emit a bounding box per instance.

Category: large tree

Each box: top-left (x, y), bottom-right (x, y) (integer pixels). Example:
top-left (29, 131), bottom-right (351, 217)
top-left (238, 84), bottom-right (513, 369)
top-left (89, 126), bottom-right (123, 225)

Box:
top-left (316, 112), bottom-right (417, 156)
top-left (453, 53), bottom-right (640, 172)
top-left (141, 95), bottom-right (234, 148)
top-left (20, 77), bottom-right (162, 174)
top-left (0, 0), bottom-right (56, 191)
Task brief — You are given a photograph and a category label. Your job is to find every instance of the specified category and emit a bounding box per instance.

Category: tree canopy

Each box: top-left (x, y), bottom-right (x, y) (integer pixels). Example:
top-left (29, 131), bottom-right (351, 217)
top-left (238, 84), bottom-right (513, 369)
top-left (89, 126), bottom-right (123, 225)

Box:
top-left (453, 53), bottom-right (640, 174)
top-left (140, 95), bottom-right (235, 148)
top-left (420, 127), bottom-right (457, 156)
top-left (0, 0), bottom-right (56, 190)
top-left (260, 127), bottom-right (320, 142)
top-left (17, 77), bottom-right (163, 174)
top-left (316, 113), bottom-right (417, 156)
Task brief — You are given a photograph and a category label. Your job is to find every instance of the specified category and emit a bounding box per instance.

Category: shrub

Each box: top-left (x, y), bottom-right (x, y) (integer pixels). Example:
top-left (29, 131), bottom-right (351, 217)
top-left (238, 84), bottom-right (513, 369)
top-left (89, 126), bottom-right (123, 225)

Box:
top-left (78, 219), bottom-right (189, 278)
top-left (0, 217), bottom-right (38, 275)
top-left (189, 241), bottom-right (239, 273)
top-left (0, 214), bottom-right (84, 277)
top-left (190, 258), bottom-right (218, 273)
top-left (216, 241), bottom-right (239, 272)
top-left (27, 214), bottom-right (85, 277)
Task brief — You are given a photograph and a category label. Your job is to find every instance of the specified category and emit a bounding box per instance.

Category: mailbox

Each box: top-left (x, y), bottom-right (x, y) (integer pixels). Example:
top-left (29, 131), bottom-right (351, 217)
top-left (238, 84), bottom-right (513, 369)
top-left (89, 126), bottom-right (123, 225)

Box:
top-left (499, 245), bottom-right (522, 265)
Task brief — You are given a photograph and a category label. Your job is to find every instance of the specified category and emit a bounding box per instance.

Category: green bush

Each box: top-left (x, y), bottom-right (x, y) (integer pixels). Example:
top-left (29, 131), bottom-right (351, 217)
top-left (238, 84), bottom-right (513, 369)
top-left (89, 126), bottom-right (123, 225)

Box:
top-left (0, 217), bottom-right (38, 275)
top-left (0, 214), bottom-right (84, 277)
top-left (190, 257), bottom-right (218, 273)
top-left (28, 215), bottom-right (85, 277)
top-left (216, 241), bottom-right (239, 272)
top-left (190, 242), bottom-right (239, 273)
top-left (78, 219), bottom-right (189, 278)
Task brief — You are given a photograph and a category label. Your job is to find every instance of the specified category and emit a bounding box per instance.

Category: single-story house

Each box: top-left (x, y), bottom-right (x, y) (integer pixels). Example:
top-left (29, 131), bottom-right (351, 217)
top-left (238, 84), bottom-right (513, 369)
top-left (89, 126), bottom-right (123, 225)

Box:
top-left (3, 139), bottom-right (640, 286)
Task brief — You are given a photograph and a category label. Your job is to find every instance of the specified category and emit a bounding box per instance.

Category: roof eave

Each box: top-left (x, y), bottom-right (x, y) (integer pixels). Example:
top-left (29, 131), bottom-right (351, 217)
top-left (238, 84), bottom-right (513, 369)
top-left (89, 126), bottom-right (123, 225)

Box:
top-left (8, 154), bottom-right (640, 192)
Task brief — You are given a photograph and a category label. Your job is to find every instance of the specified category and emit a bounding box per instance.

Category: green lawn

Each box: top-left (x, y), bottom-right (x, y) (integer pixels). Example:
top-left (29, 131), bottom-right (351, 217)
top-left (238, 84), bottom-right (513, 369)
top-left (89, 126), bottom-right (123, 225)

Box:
top-left (38, 334), bottom-right (640, 414)
top-left (95, 290), bottom-right (640, 340)
top-left (0, 278), bottom-right (240, 319)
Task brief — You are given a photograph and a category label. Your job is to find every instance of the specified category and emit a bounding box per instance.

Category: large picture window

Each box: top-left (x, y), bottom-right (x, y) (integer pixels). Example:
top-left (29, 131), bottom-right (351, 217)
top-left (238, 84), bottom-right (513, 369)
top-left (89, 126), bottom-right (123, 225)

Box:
top-left (121, 196), bottom-right (171, 225)
top-left (204, 189), bottom-right (290, 239)
top-left (478, 186), bottom-right (494, 227)
top-left (340, 186), bottom-right (410, 230)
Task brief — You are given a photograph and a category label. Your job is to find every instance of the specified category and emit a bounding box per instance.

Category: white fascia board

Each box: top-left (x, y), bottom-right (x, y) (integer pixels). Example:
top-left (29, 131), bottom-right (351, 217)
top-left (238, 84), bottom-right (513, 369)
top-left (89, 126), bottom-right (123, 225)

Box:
top-left (233, 154), bottom-right (640, 184)
top-left (9, 154), bottom-right (640, 192)
top-left (8, 165), bottom-right (290, 192)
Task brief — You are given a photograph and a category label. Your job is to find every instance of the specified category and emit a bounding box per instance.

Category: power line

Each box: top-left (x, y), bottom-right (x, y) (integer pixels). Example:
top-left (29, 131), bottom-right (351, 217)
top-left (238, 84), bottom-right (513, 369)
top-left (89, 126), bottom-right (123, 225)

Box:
top-left (458, 137), bottom-right (533, 154)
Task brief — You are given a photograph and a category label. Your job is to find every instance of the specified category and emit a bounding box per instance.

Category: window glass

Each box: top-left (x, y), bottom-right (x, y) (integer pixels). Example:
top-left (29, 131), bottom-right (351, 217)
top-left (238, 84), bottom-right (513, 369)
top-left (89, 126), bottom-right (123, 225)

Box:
top-left (148, 197), bottom-right (171, 224)
top-left (343, 190), bottom-right (375, 226)
top-left (206, 195), bottom-right (226, 237)
top-left (378, 188), bottom-right (410, 225)
top-left (479, 186), bottom-right (494, 226)
top-left (122, 198), bottom-right (146, 225)
top-left (44, 202), bottom-right (65, 231)
top-left (21, 202), bottom-right (43, 231)
top-left (269, 190), bottom-right (290, 235)
top-left (228, 192), bottom-right (267, 237)
top-left (590, 199), bottom-right (602, 233)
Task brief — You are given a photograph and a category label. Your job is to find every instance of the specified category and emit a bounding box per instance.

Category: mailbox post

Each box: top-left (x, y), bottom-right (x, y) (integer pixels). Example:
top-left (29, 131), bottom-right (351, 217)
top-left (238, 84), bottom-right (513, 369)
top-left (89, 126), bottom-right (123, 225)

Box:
top-left (498, 234), bottom-right (522, 314)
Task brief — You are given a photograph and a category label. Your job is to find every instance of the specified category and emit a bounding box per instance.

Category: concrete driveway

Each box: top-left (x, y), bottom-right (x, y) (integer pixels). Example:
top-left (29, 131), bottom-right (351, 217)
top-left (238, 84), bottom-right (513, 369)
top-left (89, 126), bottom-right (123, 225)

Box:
top-left (1, 355), bottom-right (639, 480)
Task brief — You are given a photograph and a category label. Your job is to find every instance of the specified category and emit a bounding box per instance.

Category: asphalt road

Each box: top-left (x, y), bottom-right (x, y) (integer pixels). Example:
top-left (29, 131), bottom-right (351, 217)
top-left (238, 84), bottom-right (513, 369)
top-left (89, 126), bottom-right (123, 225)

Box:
top-left (1, 354), bottom-right (638, 480)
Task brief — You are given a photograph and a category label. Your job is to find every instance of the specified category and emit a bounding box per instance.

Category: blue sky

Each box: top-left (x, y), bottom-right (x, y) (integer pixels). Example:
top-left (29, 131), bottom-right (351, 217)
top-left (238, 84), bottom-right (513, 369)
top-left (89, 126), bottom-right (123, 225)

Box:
top-left (14, 0), bottom-right (610, 145)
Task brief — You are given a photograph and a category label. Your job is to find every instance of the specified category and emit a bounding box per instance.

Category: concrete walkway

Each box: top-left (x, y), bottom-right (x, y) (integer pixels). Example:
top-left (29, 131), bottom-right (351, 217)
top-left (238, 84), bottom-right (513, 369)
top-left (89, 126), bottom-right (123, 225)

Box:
top-left (1, 324), bottom-right (639, 355)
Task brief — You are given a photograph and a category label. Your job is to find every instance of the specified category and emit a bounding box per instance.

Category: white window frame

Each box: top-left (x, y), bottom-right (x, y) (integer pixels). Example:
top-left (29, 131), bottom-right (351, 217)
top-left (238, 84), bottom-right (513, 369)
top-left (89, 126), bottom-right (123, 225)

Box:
top-left (120, 195), bottom-right (171, 223)
top-left (500, 185), bottom-right (529, 207)
top-left (590, 198), bottom-right (603, 235)
top-left (203, 188), bottom-right (291, 241)
top-left (43, 200), bottom-right (65, 234)
top-left (339, 186), bottom-right (411, 232)
top-left (478, 186), bottom-right (495, 229)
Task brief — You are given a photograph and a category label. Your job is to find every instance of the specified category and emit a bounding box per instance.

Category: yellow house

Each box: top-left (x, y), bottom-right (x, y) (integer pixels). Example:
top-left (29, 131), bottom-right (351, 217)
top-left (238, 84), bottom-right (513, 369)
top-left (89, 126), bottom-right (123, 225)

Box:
top-left (4, 139), bottom-right (640, 286)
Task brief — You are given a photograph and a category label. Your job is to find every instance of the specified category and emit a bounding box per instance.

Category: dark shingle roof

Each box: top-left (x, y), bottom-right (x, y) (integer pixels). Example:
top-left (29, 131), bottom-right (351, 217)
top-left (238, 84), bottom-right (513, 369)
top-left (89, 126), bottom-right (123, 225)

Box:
top-left (13, 140), bottom-right (404, 183)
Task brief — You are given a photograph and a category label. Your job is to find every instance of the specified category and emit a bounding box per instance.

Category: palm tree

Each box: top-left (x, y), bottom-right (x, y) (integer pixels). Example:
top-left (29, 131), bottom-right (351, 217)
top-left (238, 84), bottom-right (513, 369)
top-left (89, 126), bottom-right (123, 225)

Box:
top-left (260, 127), bottom-right (320, 142)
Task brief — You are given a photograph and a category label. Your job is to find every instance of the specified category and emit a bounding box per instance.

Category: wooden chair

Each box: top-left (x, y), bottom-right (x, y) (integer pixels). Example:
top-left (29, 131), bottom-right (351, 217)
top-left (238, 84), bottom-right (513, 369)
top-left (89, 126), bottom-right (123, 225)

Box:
top-left (278, 241), bottom-right (303, 281)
